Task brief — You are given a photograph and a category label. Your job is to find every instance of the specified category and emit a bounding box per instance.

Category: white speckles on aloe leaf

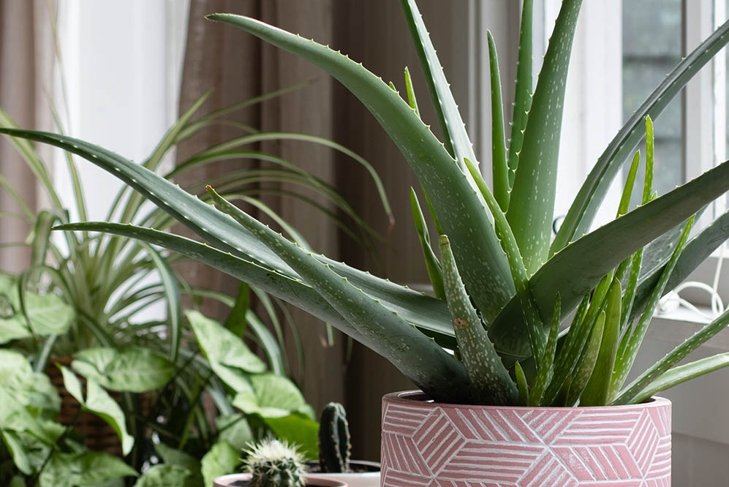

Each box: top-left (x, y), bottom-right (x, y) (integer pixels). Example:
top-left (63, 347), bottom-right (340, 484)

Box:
top-left (507, 0), bottom-right (582, 275)
top-left (440, 235), bottom-right (517, 405)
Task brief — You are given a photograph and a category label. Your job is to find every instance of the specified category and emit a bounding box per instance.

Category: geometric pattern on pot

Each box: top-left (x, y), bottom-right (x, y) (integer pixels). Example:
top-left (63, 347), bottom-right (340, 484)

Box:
top-left (381, 392), bottom-right (671, 486)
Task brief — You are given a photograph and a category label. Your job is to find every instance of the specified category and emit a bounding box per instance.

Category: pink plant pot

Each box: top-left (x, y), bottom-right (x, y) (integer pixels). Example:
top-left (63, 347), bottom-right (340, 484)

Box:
top-left (381, 391), bottom-right (671, 486)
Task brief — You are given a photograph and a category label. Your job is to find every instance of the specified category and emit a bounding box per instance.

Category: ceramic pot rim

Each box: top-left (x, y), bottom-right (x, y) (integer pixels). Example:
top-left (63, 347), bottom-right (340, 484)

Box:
top-left (383, 390), bottom-right (671, 412)
top-left (214, 473), bottom-right (348, 486)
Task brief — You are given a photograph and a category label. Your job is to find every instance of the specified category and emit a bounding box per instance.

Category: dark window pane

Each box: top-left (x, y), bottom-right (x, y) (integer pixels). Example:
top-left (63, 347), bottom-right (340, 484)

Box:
top-left (623, 0), bottom-right (683, 200)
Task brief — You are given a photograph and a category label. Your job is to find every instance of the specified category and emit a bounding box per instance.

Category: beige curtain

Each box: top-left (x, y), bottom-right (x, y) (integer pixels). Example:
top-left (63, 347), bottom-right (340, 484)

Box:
top-left (0, 0), bottom-right (53, 272)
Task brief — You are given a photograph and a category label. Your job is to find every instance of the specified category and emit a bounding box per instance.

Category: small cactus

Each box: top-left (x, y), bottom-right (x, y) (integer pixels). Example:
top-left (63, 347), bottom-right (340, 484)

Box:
top-left (244, 439), bottom-right (305, 487)
top-left (318, 402), bottom-right (351, 473)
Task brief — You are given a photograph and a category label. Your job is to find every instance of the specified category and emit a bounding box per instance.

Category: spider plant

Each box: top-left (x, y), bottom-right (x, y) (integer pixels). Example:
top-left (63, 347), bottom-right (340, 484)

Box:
top-left (0, 86), bottom-right (390, 480)
top-left (5, 0), bottom-right (729, 407)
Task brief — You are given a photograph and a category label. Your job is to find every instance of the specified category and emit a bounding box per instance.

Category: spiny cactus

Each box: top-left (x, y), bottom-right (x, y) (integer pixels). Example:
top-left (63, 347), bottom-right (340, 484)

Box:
top-left (318, 402), bottom-right (351, 473)
top-left (244, 439), bottom-right (305, 487)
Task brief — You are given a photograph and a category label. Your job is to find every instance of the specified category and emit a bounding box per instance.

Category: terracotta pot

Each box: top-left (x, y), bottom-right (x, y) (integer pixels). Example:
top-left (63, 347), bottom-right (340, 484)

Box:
top-left (213, 473), bottom-right (347, 487)
top-left (306, 460), bottom-right (380, 487)
top-left (381, 391), bottom-right (671, 486)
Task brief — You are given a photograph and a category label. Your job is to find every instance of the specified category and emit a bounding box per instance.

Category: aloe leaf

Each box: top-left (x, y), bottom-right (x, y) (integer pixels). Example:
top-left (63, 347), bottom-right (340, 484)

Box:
top-left (205, 14), bottom-right (514, 322)
top-left (491, 158), bottom-right (729, 361)
top-left (530, 294), bottom-right (560, 406)
top-left (580, 279), bottom-right (622, 406)
top-left (399, 0), bottom-right (476, 167)
top-left (440, 235), bottom-right (518, 405)
top-left (542, 278), bottom-right (608, 405)
top-left (487, 31), bottom-right (509, 212)
top-left (514, 361), bottom-right (529, 406)
top-left (553, 20), bottom-right (729, 253)
top-left (4, 53), bottom-right (513, 325)
top-left (507, 0), bottom-right (534, 186)
top-left (410, 189), bottom-right (444, 299)
top-left (206, 187), bottom-right (470, 402)
top-left (58, 221), bottom-right (458, 350)
top-left (615, 306), bottom-right (729, 405)
top-left (507, 0), bottom-right (583, 274)
top-left (104, 92), bottom-right (210, 227)
top-left (464, 158), bottom-right (544, 356)
top-left (618, 152), bottom-right (641, 217)
top-left (612, 217), bottom-right (694, 395)
top-left (564, 311), bottom-right (604, 406)
top-left (631, 209), bottom-right (729, 321)
top-left (231, 195), bottom-right (311, 250)
top-left (403, 67), bottom-right (420, 116)
top-left (629, 353), bottom-right (729, 404)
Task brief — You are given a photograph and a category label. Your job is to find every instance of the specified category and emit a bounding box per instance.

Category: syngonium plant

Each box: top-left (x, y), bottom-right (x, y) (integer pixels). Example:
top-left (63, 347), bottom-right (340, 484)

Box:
top-left (4, 0), bottom-right (729, 407)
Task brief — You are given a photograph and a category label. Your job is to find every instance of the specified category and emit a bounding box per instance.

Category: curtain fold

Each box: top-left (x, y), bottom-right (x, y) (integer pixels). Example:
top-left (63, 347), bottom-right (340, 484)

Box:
top-left (0, 0), bottom-right (53, 272)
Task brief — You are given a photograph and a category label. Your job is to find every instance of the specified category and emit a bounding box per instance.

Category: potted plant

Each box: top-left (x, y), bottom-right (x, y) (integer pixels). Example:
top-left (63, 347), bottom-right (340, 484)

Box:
top-left (308, 403), bottom-right (379, 486)
top-left (5, 0), bottom-right (729, 484)
top-left (213, 439), bottom-right (346, 487)
top-left (0, 87), bottom-right (387, 482)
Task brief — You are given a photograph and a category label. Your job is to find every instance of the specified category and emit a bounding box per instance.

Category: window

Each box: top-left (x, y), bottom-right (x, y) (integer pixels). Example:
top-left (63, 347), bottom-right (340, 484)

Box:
top-left (623, 0), bottom-right (683, 199)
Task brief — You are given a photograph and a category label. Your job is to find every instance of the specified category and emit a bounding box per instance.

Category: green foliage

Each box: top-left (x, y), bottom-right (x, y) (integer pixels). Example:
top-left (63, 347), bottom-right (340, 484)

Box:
top-left (5, 0), bottom-right (729, 414)
top-left (318, 402), bottom-right (350, 473)
top-left (0, 86), bottom-right (373, 482)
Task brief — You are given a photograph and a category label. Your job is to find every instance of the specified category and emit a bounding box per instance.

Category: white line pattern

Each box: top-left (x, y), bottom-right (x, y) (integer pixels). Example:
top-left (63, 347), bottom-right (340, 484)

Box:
top-left (381, 393), bottom-right (672, 486)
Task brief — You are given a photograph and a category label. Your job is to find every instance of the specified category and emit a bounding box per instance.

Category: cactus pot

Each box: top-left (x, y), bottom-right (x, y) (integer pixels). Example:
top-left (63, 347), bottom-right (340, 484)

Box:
top-left (213, 473), bottom-right (347, 487)
top-left (306, 460), bottom-right (381, 487)
top-left (381, 390), bottom-right (671, 486)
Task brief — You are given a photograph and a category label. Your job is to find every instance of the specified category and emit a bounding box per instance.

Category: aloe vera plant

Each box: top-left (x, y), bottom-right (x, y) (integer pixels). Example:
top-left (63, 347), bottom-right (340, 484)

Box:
top-left (4, 0), bottom-right (729, 407)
